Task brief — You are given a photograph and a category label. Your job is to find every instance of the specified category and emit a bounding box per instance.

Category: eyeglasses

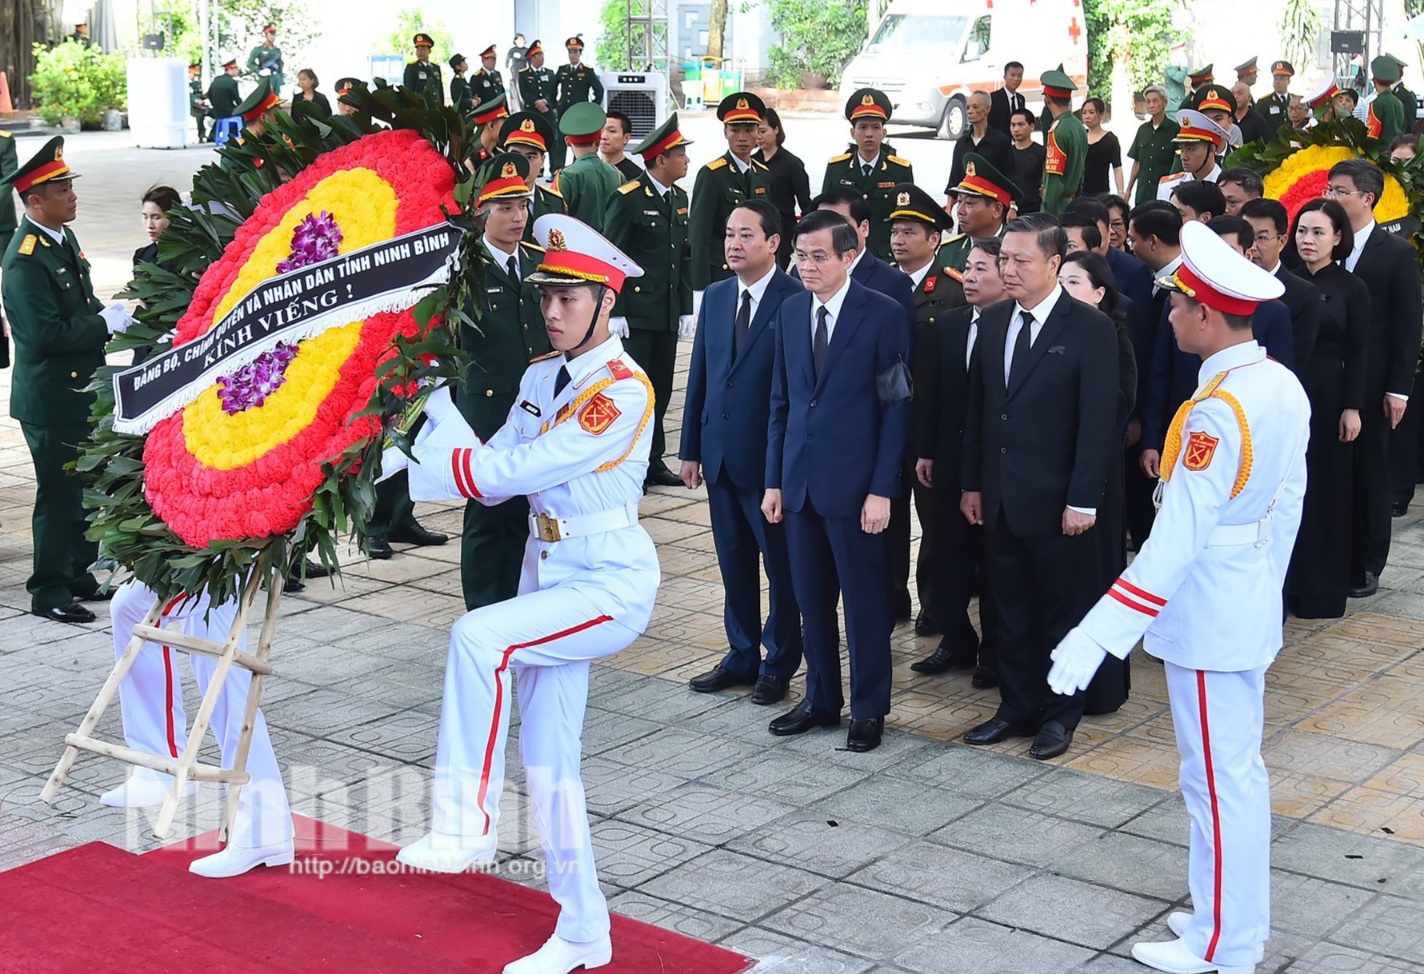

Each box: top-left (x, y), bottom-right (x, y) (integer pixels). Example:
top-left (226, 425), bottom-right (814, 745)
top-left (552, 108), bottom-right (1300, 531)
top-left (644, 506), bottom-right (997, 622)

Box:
top-left (792, 251), bottom-right (835, 265)
top-left (1322, 186), bottom-right (1362, 198)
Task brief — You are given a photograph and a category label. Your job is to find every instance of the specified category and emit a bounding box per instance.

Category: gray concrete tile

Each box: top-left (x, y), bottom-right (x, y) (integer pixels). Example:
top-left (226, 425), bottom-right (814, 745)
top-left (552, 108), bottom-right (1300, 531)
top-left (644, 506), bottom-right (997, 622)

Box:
top-left (587, 818), bottom-right (712, 888)
top-left (1052, 831), bottom-right (1190, 901)
top-left (1270, 821), bottom-right (1424, 890)
top-left (728, 810), bottom-right (911, 880)
top-left (975, 874), bottom-right (1168, 951)
top-left (1004, 767), bottom-right (1172, 828)
top-left (885, 742), bottom-right (1050, 799)
top-left (605, 890), bottom-right (746, 944)
top-left (845, 839), bottom-right (1035, 914)
top-left (622, 782), bottom-right (800, 845)
top-left (893, 916), bottom-right (1097, 974)
top-left (708, 748), bottom-right (877, 806)
top-left (1270, 871), bottom-right (1376, 940)
top-left (1281, 941), bottom-right (1419, 973)
top-left (810, 775), bottom-right (984, 837)
top-left (602, 726), bottom-right (764, 778)
top-left (725, 926), bottom-right (874, 974)
top-left (1328, 893), bottom-right (1424, 963)
top-left (759, 882), bottom-right (949, 961)
top-left (928, 803), bottom-right (1107, 869)
top-left (580, 754), bottom-right (688, 817)
top-left (640, 849), bottom-right (829, 923)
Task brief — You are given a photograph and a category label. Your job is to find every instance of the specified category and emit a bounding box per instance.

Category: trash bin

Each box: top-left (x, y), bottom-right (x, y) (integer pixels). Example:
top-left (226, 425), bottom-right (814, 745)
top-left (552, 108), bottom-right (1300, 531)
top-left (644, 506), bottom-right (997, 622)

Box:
top-left (683, 60), bottom-right (703, 109)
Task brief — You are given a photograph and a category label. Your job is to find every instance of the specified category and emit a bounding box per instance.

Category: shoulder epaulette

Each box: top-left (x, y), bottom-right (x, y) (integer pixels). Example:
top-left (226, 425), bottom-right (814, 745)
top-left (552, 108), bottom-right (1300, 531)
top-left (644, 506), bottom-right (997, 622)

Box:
top-left (942, 232), bottom-right (965, 244)
top-left (887, 154), bottom-right (911, 167)
top-left (1159, 172), bottom-right (1184, 184)
top-left (828, 151), bottom-right (852, 164)
top-left (542, 184), bottom-right (563, 199)
top-left (607, 359), bottom-right (634, 380)
top-left (17, 234), bottom-right (36, 256)
top-left (617, 179), bottom-right (641, 194)
top-left (531, 349), bottom-right (562, 362)
top-left (944, 266), bottom-right (964, 282)
top-left (707, 157), bottom-right (728, 170)
top-left (520, 65), bottom-right (532, 73)
top-left (0, 130), bottom-right (12, 139)
top-left (752, 159), bottom-right (769, 171)
top-left (520, 241), bottom-right (544, 254)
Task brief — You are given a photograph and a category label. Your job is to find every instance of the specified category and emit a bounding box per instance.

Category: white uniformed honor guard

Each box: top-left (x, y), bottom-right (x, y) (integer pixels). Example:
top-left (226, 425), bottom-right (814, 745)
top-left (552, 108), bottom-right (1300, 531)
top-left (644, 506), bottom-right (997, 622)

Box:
top-left (1048, 221), bottom-right (1310, 974)
top-left (1157, 110), bottom-right (1230, 200)
top-left (391, 214), bottom-right (660, 974)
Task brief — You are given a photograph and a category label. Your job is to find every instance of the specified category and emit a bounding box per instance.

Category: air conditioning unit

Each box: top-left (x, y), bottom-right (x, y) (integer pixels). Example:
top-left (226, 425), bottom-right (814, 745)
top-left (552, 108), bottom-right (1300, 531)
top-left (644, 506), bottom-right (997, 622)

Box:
top-left (601, 72), bottom-right (668, 142)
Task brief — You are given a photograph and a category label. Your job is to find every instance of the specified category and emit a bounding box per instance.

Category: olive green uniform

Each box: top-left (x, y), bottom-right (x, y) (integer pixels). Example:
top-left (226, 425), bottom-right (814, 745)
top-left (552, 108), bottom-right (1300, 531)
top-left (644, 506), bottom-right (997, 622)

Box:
top-left (1127, 117), bottom-right (1181, 205)
top-left (0, 131), bottom-right (16, 254)
top-left (688, 153), bottom-right (770, 290)
top-left (517, 65), bottom-right (559, 171)
top-left (523, 184), bottom-right (567, 245)
top-left (553, 62), bottom-right (604, 170)
top-left (604, 172), bottom-right (692, 466)
top-left (451, 75), bottom-right (473, 117)
top-left (456, 240), bottom-right (550, 610)
top-left (820, 148), bottom-right (914, 261)
top-left (552, 151), bottom-right (622, 232)
top-left (1369, 89), bottom-right (1407, 144)
top-left (472, 69), bottom-right (504, 109)
top-left (205, 73), bottom-right (240, 120)
top-left (246, 43), bottom-right (284, 94)
top-left (1395, 84), bottom-right (1418, 130)
top-left (1041, 110), bottom-right (1087, 215)
top-left (1, 217), bottom-right (106, 610)
top-left (404, 59), bottom-right (444, 104)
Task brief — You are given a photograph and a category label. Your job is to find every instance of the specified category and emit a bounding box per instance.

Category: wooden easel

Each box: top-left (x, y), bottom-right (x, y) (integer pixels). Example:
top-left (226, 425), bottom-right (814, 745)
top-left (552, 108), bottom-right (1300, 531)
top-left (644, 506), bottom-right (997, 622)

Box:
top-left (39, 575), bottom-right (285, 842)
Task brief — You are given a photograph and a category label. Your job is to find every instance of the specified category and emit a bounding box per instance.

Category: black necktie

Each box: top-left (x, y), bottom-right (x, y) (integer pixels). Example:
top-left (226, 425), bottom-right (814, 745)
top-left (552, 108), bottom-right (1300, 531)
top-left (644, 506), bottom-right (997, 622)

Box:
top-left (733, 289), bottom-right (752, 355)
top-left (1009, 310), bottom-right (1033, 386)
top-left (507, 255), bottom-right (518, 281)
top-left (554, 364), bottom-right (571, 397)
top-left (862, 163), bottom-right (872, 178)
top-left (813, 306), bottom-right (830, 379)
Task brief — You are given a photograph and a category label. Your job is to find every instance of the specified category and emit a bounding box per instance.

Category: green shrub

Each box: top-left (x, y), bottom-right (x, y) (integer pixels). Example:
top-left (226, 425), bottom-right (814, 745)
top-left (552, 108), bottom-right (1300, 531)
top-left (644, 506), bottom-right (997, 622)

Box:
top-left (763, 0), bottom-right (868, 89)
top-left (28, 41), bottom-right (128, 125)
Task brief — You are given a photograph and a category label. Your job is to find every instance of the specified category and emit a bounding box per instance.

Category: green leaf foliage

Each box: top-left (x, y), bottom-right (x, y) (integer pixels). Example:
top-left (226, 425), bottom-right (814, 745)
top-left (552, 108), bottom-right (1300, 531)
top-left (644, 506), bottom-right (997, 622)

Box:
top-left (27, 40), bottom-right (127, 125)
top-left (1082, 0), bottom-right (1184, 98)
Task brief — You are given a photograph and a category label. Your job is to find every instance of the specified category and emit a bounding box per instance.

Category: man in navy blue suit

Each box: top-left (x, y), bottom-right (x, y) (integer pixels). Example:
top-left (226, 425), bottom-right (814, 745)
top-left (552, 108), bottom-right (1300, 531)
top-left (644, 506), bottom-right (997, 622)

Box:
top-left (680, 199), bottom-right (804, 705)
top-left (763, 209), bottom-right (912, 753)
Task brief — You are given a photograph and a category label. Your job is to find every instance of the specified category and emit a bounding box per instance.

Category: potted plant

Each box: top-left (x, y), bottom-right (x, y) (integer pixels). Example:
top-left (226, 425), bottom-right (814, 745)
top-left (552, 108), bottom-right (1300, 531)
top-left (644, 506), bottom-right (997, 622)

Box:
top-left (28, 40), bottom-right (128, 129)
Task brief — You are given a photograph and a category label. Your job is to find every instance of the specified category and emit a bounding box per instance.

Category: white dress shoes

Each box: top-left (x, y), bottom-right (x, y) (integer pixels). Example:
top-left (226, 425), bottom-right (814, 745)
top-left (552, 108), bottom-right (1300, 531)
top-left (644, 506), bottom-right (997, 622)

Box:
top-left (99, 768), bottom-right (196, 808)
top-left (395, 830), bottom-right (498, 873)
top-left (1132, 936), bottom-right (1256, 974)
top-left (188, 839), bottom-right (295, 878)
top-left (1166, 913), bottom-right (1265, 964)
top-left (503, 934), bottom-right (613, 974)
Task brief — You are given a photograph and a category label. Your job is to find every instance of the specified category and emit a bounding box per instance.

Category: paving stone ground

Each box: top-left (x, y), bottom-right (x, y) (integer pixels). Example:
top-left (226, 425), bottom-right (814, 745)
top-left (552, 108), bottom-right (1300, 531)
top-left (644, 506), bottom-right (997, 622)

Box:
top-left (2, 129), bottom-right (1423, 973)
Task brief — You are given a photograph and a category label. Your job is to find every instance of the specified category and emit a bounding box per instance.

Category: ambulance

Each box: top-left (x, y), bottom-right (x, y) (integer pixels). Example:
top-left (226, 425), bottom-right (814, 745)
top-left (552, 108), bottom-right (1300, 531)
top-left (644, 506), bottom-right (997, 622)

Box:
top-left (837, 0), bottom-right (1090, 139)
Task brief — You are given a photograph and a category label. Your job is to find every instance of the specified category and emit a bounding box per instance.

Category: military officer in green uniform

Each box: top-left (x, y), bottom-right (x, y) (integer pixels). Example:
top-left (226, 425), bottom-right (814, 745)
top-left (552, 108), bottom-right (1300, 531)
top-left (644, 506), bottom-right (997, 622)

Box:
top-left (1235, 56), bottom-right (1259, 89)
top-left (553, 36), bottom-right (605, 172)
top-left (205, 59), bottom-right (242, 124)
top-left (404, 33), bottom-right (444, 105)
top-left (604, 114), bottom-right (694, 488)
top-left (188, 63), bottom-right (210, 142)
top-left (472, 44), bottom-right (505, 109)
top-left (0, 127), bottom-right (17, 253)
top-left (1180, 64), bottom-right (1214, 110)
top-left (689, 91), bottom-right (771, 293)
top-left (498, 111), bottom-right (567, 243)
top-left (517, 41), bottom-right (559, 177)
top-left (1126, 86), bottom-right (1180, 204)
top-left (246, 24), bottom-right (284, 95)
top-left (449, 54), bottom-right (473, 118)
top-left (455, 152), bottom-right (551, 609)
top-left (1369, 56), bottom-right (1408, 144)
top-left (820, 87), bottom-right (914, 262)
top-left (936, 152), bottom-right (1015, 281)
top-left (469, 94), bottom-right (509, 169)
top-left (1257, 61), bottom-right (1293, 127)
top-left (553, 103), bottom-right (622, 232)
top-left (1040, 68), bottom-right (1086, 215)
top-left (2, 139), bottom-right (134, 623)
top-left (1384, 54), bottom-right (1418, 129)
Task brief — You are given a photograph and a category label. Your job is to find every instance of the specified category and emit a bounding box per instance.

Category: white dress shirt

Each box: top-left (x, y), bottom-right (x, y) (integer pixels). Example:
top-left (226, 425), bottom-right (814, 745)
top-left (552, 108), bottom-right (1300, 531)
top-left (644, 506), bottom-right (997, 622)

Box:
top-left (967, 307), bottom-right (981, 372)
top-left (1152, 254), bottom-right (1184, 293)
top-left (483, 235), bottom-right (519, 276)
top-left (856, 151), bottom-right (880, 174)
top-left (1345, 219), bottom-right (1374, 272)
top-left (729, 153), bottom-right (752, 174)
top-left (646, 172), bottom-right (672, 197)
top-left (31, 219), bottom-right (66, 246)
top-left (811, 275), bottom-right (853, 344)
top-left (735, 264), bottom-right (777, 328)
top-left (904, 260), bottom-right (933, 291)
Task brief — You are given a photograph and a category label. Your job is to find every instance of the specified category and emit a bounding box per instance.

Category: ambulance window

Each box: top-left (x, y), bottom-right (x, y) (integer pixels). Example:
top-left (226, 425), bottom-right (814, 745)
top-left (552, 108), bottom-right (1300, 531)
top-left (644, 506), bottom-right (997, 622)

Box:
top-left (962, 15), bottom-right (992, 62)
top-left (868, 13), bottom-right (968, 48)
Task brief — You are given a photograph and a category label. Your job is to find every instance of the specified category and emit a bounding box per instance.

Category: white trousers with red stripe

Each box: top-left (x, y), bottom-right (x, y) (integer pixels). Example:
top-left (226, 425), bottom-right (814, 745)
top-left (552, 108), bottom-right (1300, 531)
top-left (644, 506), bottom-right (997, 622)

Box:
top-left (111, 581), bottom-right (293, 849)
top-left (431, 581), bottom-right (642, 944)
top-left (1164, 661), bottom-right (1271, 968)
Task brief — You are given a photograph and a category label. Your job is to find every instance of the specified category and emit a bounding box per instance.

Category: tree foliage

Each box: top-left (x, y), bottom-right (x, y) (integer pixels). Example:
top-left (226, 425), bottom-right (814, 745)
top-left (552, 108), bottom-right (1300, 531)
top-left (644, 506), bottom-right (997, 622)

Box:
top-left (1280, 0), bottom-right (1321, 73)
top-left (597, 0), bottom-right (668, 71)
top-left (213, 0), bottom-right (318, 69)
top-left (763, 0), bottom-right (868, 89)
top-left (1083, 0), bottom-right (1182, 97)
top-left (380, 7), bottom-right (456, 60)
top-left (28, 40), bottom-right (127, 124)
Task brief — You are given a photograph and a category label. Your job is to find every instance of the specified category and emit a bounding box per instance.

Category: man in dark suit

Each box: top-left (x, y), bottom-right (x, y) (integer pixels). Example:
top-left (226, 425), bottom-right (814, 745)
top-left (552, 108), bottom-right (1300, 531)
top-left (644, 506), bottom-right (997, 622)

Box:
top-left (1241, 198), bottom-right (1320, 377)
top-left (681, 199), bottom-right (803, 705)
top-left (806, 189), bottom-right (917, 331)
top-left (959, 213), bottom-right (1119, 760)
top-left (1328, 159), bottom-right (1424, 596)
top-left (763, 210), bottom-right (911, 753)
top-left (987, 61), bottom-right (1026, 136)
top-left (946, 91), bottom-right (1015, 200)
top-left (915, 236), bottom-right (1006, 685)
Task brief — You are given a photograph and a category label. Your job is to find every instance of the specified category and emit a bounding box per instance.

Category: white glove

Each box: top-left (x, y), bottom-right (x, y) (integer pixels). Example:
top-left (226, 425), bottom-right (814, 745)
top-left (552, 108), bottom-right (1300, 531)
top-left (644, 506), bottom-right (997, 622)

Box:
top-left (692, 289), bottom-right (704, 317)
top-left (101, 303), bottom-right (135, 335)
top-left (421, 383), bottom-right (461, 426)
top-left (375, 446), bottom-right (408, 483)
top-left (1047, 628), bottom-right (1109, 696)
top-left (408, 385), bottom-right (482, 503)
top-left (677, 314), bottom-right (696, 339)
top-left (609, 316), bottom-right (630, 339)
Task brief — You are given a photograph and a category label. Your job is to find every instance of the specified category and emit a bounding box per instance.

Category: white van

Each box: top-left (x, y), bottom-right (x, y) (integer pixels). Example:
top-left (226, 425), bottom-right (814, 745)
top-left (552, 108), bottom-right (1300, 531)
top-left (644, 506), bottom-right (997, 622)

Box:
top-left (837, 0), bottom-right (1089, 139)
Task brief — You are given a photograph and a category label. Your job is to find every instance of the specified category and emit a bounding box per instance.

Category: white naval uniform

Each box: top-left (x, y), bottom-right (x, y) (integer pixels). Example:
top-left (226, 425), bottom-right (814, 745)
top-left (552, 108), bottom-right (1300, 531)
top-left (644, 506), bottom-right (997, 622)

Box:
top-left (1067, 341), bottom-right (1309, 969)
top-left (110, 580), bottom-right (293, 849)
top-left (408, 335), bottom-right (660, 944)
top-left (1157, 165), bottom-right (1221, 201)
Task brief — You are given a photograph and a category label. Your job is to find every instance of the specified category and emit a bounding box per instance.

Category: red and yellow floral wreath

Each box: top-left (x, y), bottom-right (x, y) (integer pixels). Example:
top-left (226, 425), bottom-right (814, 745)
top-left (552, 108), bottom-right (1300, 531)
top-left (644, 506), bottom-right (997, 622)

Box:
top-left (143, 128), bottom-right (458, 546)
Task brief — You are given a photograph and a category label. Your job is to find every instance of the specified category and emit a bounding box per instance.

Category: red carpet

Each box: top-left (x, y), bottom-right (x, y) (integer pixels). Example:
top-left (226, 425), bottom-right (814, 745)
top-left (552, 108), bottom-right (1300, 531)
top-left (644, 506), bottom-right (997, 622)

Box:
top-left (1, 817), bottom-right (754, 974)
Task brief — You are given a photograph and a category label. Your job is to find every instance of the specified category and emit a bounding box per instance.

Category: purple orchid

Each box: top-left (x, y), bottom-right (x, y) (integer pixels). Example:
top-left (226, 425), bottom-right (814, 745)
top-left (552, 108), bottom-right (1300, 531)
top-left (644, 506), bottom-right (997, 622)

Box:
top-left (275, 210), bottom-right (344, 274)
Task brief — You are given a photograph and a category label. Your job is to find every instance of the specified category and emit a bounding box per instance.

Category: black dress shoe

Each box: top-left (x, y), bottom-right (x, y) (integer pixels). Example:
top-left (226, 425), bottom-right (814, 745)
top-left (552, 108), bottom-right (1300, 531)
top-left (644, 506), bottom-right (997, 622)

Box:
top-left (768, 698), bottom-right (841, 736)
top-left (845, 716), bottom-right (884, 752)
top-left (970, 667), bottom-right (1000, 689)
top-left (367, 535), bottom-right (394, 560)
top-left (913, 611), bottom-right (939, 637)
top-left (302, 558), bottom-right (330, 579)
top-left (1392, 501), bottom-right (1409, 518)
top-left (283, 574), bottom-right (306, 593)
top-left (644, 462), bottom-right (683, 488)
top-left (388, 522), bottom-right (449, 546)
top-left (76, 588), bottom-right (114, 602)
top-left (33, 602), bottom-right (96, 624)
top-left (751, 674), bottom-right (789, 705)
top-left (890, 590), bottom-right (913, 623)
top-left (963, 716), bottom-right (1032, 745)
top-left (910, 644), bottom-right (976, 675)
top-left (688, 665), bottom-right (757, 694)
top-left (1348, 572), bottom-right (1379, 598)
top-left (1029, 721), bottom-right (1074, 760)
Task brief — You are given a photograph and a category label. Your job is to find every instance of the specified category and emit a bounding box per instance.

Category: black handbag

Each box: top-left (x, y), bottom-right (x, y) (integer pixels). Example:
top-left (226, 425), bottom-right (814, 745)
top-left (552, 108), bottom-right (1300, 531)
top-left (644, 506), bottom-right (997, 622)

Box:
top-left (876, 355), bottom-right (912, 405)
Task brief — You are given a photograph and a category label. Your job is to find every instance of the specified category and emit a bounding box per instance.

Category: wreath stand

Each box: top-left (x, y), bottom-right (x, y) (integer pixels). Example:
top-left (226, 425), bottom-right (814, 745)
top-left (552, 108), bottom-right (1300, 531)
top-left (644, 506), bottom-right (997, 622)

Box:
top-left (39, 574), bottom-right (285, 842)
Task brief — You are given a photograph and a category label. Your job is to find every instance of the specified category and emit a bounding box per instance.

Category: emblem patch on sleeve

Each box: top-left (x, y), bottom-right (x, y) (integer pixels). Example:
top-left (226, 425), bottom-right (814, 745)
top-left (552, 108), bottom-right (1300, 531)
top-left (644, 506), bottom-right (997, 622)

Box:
top-left (578, 393), bottom-right (621, 434)
top-left (1183, 430), bottom-right (1219, 471)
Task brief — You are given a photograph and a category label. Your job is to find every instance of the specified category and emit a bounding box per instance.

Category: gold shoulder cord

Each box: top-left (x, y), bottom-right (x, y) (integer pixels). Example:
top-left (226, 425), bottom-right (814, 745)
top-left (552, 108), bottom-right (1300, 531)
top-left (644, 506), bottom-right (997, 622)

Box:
top-left (1159, 371), bottom-right (1253, 499)
top-left (540, 372), bottom-right (657, 472)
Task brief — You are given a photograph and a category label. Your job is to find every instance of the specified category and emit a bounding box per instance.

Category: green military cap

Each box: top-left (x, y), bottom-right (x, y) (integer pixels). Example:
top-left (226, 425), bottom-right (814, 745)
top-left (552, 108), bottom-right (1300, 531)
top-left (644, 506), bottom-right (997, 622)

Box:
top-left (845, 87), bottom-right (892, 123)
top-left (559, 101), bottom-right (607, 139)
top-left (233, 76), bottom-right (280, 122)
top-left (1041, 68), bottom-right (1077, 99)
top-left (471, 91), bottom-right (509, 126)
top-left (1190, 83), bottom-right (1236, 115)
top-left (953, 152), bottom-right (1021, 205)
top-left (478, 152), bottom-right (533, 205)
top-left (500, 111), bottom-right (556, 153)
top-left (1234, 56), bottom-right (1258, 76)
top-left (1373, 56), bottom-right (1403, 84)
top-left (1386, 53), bottom-right (1409, 68)
top-left (413, 33), bottom-right (434, 47)
top-left (334, 77), bottom-right (365, 97)
top-left (1187, 64), bottom-right (1214, 83)
top-left (717, 91), bottom-right (765, 124)
top-left (1270, 60), bottom-right (1294, 76)
top-left (887, 182), bottom-right (952, 232)
top-left (2, 136), bottom-right (79, 194)
top-left (449, 53), bottom-right (466, 70)
top-left (630, 112), bottom-right (693, 161)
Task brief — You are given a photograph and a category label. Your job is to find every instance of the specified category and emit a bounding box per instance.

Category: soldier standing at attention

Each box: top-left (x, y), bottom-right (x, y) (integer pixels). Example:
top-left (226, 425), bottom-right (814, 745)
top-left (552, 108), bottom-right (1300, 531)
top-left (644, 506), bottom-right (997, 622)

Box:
top-left (470, 94), bottom-right (509, 168)
top-left (404, 33), bottom-right (444, 105)
top-left (1041, 68), bottom-right (1086, 215)
top-left (604, 114), bottom-right (695, 490)
top-left (499, 112), bottom-right (568, 243)
top-left (1258, 61), bottom-right (1293, 126)
top-left (554, 103), bottom-right (622, 233)
top-left (449, 54), bottom-right (473, 118)
top-left (938, 153), bottom-right (1017, 276)
top-left (518, 41), bottom-right (559, 178)
top-left (690, 92), bottom-right (771, 294)
top-left (1368, 56), bottom-right (1408, 144)
top-left (473, 44), bottom-right (506, 109)
top-left (456, 153), bottom-right (552, 611)
top-left (1235, 57), bottom-right (1259, 90)
top-left (1383, 54), bottom-right (1418, 127)
top-left (246, 24), bottom-right (284, 95)
top-left (820, 88), bottom-right (913, 262)
top-left (2, 138), bottom-right (136, 623)
top-left (554, 36), bottom-right (605, 173)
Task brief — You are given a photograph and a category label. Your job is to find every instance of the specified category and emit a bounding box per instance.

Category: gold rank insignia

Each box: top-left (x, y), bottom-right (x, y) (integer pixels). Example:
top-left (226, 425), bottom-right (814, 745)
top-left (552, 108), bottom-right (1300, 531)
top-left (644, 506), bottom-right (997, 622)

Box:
top-left (965, 161), bottom-right (977, 177)
top-left (896, 191), bottom-right (910, 206)
top-left (501, 161), bottom-right (518, 178)
top-left (55, 145), bottom-right (64, 160)
top-left (736, 97), bottom-right (749, 110)
top-left (18, 234), bottom-right (36, 255)
top-left (547, 228), bottom-right (567, 252)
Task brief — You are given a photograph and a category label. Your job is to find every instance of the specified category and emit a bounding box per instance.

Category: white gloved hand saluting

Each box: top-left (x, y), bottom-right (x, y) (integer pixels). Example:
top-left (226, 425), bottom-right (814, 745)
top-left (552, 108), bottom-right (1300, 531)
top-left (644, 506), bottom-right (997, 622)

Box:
top-left (609, 316), bottom-right (631, 339)
top-left (678, 315), bottom-right (696, 339)
top-left (100, 303), bottom-right (135, 335)
top-left (1047, 628), bottom-right (1109, 697)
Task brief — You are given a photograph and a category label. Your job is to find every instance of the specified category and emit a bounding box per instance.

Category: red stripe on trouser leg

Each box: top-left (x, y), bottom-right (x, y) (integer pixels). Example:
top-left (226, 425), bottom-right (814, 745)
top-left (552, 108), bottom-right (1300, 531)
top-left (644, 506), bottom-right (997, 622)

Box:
top-left (1197, 670), bottom-right (1225, 962)
top-left (160, 595), bottom-right (185, 759)
top-left (473, 614), bottom-right (615, 836)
